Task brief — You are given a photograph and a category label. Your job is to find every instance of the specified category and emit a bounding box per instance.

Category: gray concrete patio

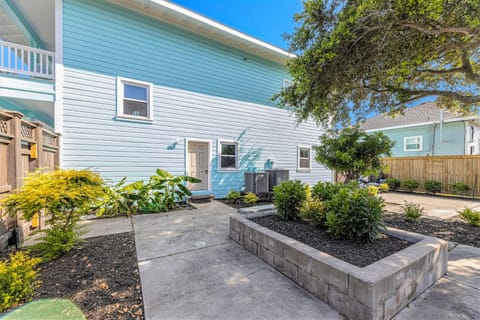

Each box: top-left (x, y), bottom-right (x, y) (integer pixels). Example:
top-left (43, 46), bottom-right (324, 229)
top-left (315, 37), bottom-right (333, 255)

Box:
top-left (132, 201), bottom-right (342, 320)
top-left (381, 192), bottom-right (480, 219)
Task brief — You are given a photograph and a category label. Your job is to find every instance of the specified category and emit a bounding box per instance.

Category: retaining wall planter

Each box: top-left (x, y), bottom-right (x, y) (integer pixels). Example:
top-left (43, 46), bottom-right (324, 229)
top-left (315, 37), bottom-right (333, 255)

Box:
top-left (230, 212), bottom-right (448, 320)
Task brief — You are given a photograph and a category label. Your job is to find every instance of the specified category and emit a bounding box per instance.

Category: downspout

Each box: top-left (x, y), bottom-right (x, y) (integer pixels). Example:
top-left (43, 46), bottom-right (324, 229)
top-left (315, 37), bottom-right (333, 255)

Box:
top-left (439, 110), bottom-right (444, 142)
top-left (431, 123), bottom-right (437, 156)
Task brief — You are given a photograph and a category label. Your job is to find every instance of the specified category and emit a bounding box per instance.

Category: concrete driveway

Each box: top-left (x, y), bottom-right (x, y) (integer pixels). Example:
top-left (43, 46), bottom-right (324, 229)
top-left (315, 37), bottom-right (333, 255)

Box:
top-left (132, 201), bottom-right (341, 320)
top-left (381, 192), bottom-right (480, 219)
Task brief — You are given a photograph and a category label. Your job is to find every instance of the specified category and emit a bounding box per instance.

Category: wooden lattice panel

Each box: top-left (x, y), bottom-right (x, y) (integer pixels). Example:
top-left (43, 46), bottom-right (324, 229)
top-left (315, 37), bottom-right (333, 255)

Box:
top-left (20, 123), bottom-right (34, 139)
top-left (0, 116), bottom-right (8, 135)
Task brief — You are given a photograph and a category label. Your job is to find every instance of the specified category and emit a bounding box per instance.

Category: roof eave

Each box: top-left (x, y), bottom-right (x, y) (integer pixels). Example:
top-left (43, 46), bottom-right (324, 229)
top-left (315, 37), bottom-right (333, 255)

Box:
top-left (106, 0), bottom-right (296, 65)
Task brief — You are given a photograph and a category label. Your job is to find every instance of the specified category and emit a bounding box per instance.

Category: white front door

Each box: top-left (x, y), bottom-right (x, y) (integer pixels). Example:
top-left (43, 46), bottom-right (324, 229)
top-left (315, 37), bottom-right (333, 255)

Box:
top-left (187, 141), bottom-right (209, 191)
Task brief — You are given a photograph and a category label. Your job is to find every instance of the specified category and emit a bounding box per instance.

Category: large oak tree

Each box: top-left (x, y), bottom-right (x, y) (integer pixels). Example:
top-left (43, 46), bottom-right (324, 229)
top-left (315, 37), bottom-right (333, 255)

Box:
top-left (277, 0), bottom-right (480, 126)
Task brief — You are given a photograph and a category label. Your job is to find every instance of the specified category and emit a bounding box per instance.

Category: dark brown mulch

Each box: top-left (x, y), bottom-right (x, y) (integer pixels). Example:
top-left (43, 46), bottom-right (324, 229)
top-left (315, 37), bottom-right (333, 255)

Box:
top-left (250, 215), bottom-right (412, 268)
top-left (218, 199), bottom-right (273, 209)
top-left (384, 212), bottom-right (480, 248)
top-left (36, 232), bottom-right (144, 320)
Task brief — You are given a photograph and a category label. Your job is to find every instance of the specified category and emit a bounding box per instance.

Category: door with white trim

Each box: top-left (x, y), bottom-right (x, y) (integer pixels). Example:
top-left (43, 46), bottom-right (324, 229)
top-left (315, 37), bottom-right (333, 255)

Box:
top-left (187, 141), bottom-right (209, 191)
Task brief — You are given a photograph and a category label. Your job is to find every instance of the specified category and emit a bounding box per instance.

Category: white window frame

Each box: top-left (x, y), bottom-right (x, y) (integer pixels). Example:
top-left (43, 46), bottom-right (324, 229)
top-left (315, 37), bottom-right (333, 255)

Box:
top-left (403, 136), bottom-right (423, 152)
top-left (218, 140), bottom-right (239, 171)
top-left (297, 145), bottom-right (312, 171)
top-left (283, 79), bottom-right (293, 89)
top-left (116, 76), bottom-right (154, 122)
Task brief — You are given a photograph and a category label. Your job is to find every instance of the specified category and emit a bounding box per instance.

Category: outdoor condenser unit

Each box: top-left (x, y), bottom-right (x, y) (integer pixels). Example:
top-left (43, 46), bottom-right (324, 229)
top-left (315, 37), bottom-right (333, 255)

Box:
top-left (266, 169), bottom-right (289, 191)
top-left (244, 172), bottom-right (269, 194)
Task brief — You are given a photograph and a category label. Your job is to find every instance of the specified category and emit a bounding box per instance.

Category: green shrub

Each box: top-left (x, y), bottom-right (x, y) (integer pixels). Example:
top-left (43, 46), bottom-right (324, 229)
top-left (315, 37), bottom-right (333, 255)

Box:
top-left (299, 199), bottom-right (325, 226)
top-left (401, 201), bottom-right (424, 221)
top-left (311, 182), bottom-right (342, 201)
top-left (243, 192), bottom-right (259, 206)
top-left (226, 190), bottom-right (241, 204)
top-left (451, 182), bottom-right (471, 196)
top-left (379, 183), bottom-right (389, 192)
top-left (0, 251), bottom-right (41, 312)
top-left (424, 180), bottom-right (442, 194)
top-left (273, 180), bottom-right (307, 220)
top-left (1, 169), bottom-right (104, 261)
top-left (458, 208), bottom-right (480, 227)
top-left (403, 179), bottom-right (419, 192)
top-left (325, 187), bottom-right (385, 242)
top-left (385, 178), bottom-right (401, 191)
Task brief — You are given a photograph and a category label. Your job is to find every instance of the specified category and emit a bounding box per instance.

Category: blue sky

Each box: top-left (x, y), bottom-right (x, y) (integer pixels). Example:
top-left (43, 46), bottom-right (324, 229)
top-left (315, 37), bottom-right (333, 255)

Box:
top-left (171, 0), bottom-right (303, 49)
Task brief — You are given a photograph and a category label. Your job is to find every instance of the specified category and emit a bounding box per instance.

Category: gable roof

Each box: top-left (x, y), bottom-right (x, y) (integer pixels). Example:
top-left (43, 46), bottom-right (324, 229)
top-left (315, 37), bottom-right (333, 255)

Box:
top-left (107, 0), bottom-right (295, 65)
top-left (360, 102), bottom-right (462, 131)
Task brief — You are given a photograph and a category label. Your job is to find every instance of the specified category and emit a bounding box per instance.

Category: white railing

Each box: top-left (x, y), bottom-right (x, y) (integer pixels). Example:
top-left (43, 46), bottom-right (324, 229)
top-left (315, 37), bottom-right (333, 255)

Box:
top-left (0, 41), bottom-right (55, 80)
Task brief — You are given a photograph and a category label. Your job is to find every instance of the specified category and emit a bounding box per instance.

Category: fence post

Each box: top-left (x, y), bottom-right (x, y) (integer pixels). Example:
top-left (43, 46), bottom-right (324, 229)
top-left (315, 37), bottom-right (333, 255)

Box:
top-left (32, 122), bottom-right (45, 170)
top-left (7, 112), bottom-right (24, 190)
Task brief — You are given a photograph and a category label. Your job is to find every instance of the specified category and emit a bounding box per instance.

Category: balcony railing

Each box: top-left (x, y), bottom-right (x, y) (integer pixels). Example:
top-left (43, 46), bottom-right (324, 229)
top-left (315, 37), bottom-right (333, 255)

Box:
top-left (0, 41), bottom-right (55, 80)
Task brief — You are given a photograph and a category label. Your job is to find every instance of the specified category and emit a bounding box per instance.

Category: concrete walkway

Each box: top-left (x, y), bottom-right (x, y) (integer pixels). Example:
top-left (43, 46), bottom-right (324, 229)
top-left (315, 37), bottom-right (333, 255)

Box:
top-left (381, 192), bottom-right (480, 219)
top-left (132, 201), bottom-right (342, 320)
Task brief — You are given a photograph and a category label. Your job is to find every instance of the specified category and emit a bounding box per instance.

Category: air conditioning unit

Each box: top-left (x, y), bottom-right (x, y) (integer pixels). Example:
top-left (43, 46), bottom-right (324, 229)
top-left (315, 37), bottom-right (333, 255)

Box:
top-left (244, 172), bottom-right (269, 194)
top-left (266, 169), bottom-right (289, 191)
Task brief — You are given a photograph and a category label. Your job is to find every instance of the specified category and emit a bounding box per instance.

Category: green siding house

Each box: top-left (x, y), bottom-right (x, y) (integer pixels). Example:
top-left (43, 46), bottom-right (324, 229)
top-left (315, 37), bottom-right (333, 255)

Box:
top-left (361, 103), bottom-right (480, 157)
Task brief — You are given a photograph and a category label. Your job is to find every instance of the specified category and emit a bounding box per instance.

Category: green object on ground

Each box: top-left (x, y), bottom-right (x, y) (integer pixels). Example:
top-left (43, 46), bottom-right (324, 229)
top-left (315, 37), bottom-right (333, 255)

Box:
top-left (0, 299), bottom-right (85, 320)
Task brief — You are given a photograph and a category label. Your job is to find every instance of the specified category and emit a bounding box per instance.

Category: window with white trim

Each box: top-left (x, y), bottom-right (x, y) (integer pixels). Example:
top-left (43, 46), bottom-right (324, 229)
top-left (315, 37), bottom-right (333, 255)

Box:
top-left (116, 77), bottom-right (153, 121)
top-left (404, 136), bottom-right (422, 151)
top-left (297, 145), bottom-right (311, 170)
top-left (219, 141), bottom-right (238, 170)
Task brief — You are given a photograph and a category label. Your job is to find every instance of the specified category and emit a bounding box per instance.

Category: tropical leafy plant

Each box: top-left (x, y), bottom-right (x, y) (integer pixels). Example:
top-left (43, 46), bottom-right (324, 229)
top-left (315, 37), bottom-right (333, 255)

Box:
top-left (273, 180), bottom-right (307, 220)
top-left (0, 251), bottom-right (41, 312)
top-left (401, 201), bottom-right (424, 221)
top-left (458, 208), bottom-right (480, 227)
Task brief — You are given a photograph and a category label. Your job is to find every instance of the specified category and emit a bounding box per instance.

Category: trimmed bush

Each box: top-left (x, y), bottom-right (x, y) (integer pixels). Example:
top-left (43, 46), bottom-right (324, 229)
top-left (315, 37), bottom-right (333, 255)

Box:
top-left (424, 180), bottom-right (442, 194)
top-left (243, 192), bottom-right (259, 207)
top-left (458, 208), bottom-right (480, 227)
top-left (325, 187), bottom-right (385, 242)
top-left (311, 181), bottom-right (342, 201)
top-left (299, 199), bottom-right (325, 226)
top-left (385, 178), bottom-right (401, 191)
top-left (226, 190), bottom-right (241, 204)
top-left (401, 201), bottom-right (424, 221)
top-left (273, 180), bottom-right (307, 220)
top-left (403, 179), bottom-right (419, 192)
top-left (0, 252), bottom-right (41, 312)
top-left (451, 182), bottom-right (471, 196)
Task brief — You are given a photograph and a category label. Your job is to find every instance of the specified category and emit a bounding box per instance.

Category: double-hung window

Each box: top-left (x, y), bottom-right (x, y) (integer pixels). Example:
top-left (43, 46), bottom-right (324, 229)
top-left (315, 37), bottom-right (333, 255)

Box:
top-left (116, 77), bottom-right (153, 121)
top-left (219, 141), bottom-right (238, 170)
top-left (404, 136), bottom-right (422, 151)
top-left (297, 145), bottom-right (311, 171)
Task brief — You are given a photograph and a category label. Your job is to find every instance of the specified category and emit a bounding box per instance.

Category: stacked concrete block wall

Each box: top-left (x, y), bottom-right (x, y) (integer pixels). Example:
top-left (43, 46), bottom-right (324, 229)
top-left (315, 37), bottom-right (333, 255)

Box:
top-left (230, 213), bottom-right (448, 320)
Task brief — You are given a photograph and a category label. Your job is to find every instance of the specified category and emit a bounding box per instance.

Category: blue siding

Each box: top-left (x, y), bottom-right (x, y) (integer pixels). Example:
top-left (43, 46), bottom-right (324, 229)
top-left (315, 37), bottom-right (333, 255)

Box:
top-left (61, 0), bottom-right (332, 198)
top-left (379, 122), bottom-right (465, 157)
top-left (63, 0), bottom-right (288, 107)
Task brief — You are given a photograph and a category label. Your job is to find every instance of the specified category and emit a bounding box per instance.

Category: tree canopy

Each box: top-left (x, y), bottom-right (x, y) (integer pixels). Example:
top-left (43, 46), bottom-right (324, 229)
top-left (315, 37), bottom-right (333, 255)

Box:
top-left (314, 127), bottom-right (394, 181)
top-left (277, 0), bottom-right (480, 126)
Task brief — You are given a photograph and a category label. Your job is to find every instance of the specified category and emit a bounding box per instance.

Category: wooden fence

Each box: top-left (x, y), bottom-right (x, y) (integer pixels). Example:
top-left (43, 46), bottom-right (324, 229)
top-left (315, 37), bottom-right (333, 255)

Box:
top-left (382, 156), bottom-right (480, 196)
top-left (0, 110), bottom-right (59, 246)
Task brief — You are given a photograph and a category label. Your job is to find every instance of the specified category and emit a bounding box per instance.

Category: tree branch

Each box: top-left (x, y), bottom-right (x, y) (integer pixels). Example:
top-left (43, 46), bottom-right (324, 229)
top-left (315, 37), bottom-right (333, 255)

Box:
top-left (401, 23), bottom-right (475, 36)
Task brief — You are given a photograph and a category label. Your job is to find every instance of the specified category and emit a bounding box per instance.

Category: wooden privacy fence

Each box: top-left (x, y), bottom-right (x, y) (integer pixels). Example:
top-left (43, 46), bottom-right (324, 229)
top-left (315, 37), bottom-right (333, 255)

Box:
top-left (0, 110), bottom-right (59, 246)
top-left (383, 156), bottom-right (480, 195)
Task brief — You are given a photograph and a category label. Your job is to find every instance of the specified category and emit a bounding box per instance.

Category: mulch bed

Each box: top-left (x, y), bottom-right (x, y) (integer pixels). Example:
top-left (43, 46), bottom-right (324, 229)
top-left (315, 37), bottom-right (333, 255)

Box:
top-left (384, 212), bottom-right (480, 248)
top-left (36, 232), bottom-right (144, 320)
top-left (218, 199), bottom-right (273, 209)
top-left (250, 215), bottom-right (412, 268)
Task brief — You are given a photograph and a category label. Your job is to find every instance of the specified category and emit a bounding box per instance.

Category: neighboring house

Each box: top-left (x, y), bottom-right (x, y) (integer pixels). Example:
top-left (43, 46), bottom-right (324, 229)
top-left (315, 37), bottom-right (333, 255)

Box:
top-left (360, 102), bottom-right (480, 157)
top-left (0, 0), bottom-right (332, 198)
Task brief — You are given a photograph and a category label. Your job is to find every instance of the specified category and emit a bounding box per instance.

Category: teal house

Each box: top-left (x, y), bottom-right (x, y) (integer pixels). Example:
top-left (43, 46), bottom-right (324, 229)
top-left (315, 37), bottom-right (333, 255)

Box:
top-left (0, 0), bottom-right (332, 198)
top-left (361, 103), bottom-right (480, 157)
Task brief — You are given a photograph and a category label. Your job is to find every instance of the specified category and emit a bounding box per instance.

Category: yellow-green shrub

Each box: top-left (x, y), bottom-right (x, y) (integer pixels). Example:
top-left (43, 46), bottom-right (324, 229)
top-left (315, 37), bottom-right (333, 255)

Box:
top-left (243, 192), bottom-right (259, 206)
top-left (367, 185), bottom-right (379, 196)
top-left (300, 199), bottom-right (325, 226)
top-left (379, 183), bottom-right (389, 192)
top-left (1, 169), bottom-right (104, 260)
top-left (0, 251), bottom-right (41, 312)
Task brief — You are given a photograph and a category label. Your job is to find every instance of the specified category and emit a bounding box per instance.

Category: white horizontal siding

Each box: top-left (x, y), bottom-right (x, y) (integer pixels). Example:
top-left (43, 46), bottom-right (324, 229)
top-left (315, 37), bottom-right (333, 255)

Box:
top-left (62, 68), bottom-right (332, 198)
